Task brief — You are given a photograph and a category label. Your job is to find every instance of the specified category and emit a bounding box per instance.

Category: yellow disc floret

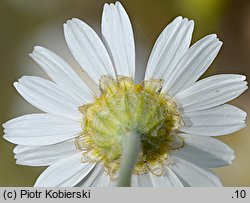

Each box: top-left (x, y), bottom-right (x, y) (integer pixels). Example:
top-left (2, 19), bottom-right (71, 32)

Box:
top-left (75, 76), bottom-right (183, 178)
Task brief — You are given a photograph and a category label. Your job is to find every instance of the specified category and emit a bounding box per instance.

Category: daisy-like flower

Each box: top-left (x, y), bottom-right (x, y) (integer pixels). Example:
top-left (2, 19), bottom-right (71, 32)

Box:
top-left (3, 1), bottom-right (248, 187)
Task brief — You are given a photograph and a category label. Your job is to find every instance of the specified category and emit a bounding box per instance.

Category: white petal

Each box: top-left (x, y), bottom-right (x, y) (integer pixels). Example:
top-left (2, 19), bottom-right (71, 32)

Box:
top-left (30, 46), bottom-right (94, 104)
top-left (76, 164), bottom-right (102, 186)
top-left (170, 156), bottom-right (222, 186)
top-left (14, 76), bottom-right (82, 120)
top-left (91, 171), bottom-right (110, 187)
top-left (3, 114), bottom-right (82, 146)
top-left (132, 169), bottom-right (183, 187)
top-left (76, 163), bottom-right (110, 187)
top-left (136, 173), bottom-right (154, 187)
top-left (162, 34), bottom-right (222, 95)
top-left (172, 133), bottom-right (235, 168)
top-left (102, 2), bottom-right (135, 78)
top-left (131, 175), bottom-right (139, 187)
top-left (180, 104), bottom-right (246, 136)
top-left (145, 168), bottom-right (183, 187)
top-left (145, 16), bottom-right (194, 81)
top-left (34, 153), bottom-right (95, 187)
top-left (14, 140), bottom-right (77, 166)
top-left (64, 18), bottom-right (116, 83)
top-left (175, 74), bottom-right (248, 112)
top-left (108, 180), bottom-right (116, 187)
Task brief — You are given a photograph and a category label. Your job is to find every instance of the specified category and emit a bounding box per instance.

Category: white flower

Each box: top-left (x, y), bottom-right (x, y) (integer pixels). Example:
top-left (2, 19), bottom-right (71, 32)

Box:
top-left (3, 1), bottom-right (247, 187)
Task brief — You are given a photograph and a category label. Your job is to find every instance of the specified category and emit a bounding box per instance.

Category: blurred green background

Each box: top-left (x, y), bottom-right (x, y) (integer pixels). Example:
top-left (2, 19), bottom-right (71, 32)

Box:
top-left (0, 0), bottom-right (249, 186)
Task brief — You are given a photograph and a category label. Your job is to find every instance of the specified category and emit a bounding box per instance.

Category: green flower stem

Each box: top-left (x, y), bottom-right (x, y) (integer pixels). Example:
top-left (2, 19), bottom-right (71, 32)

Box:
top-left (117, 131), bottom-right (141, 187)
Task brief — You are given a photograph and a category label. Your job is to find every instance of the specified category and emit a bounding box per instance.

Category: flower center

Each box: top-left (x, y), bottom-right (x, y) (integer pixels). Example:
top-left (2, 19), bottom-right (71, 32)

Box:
top-left (76, 76), bottom-right (184, 178)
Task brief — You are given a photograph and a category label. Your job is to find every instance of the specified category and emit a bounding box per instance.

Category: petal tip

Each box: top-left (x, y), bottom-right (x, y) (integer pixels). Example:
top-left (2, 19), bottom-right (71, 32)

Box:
top-left (207, 34), bottom-right (217, 40)
top-left (176, 16), bottom-right (183, 20)
top-left (28, 53), bottom-right (34, 58)
top-left (217, 40), bottom-right (223, 46)
top-left (227, 152), bottom-right (235, 164)
top-left (13, 146), bottom-right (19, 154)
top-left (2, 120), bottom-right (9, 128)
top-left (3, 134), bottom-right (10, 142)
top-left (65, 19), bottom-right (73, 26)
top-left (241, 75), bottom-right (247, 81)
top-left (115, 1), bottom-right (121, 6)
top-left (71, 18), bottom-right (81, 23)
top-left (33, 46), bottom-right (43, 51)
top-left (63, 22), bottom-right (68, 28)
top-left (188, 19), bottom-right (195, 27)
top-left (103, 3), bottom-right (109, 9)
top-left (13, 81), bottom-right (19, 89)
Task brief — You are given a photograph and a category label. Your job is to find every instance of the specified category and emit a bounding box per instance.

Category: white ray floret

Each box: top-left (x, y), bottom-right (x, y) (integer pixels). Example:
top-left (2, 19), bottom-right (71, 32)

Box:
top-left (175, 74), bottom-right (247, 112)
top-left (2, 1), bottom-right (247, 187)
top-left (170, 156), bottom-right (222, 187)
top-left (3, 114), bottom-right (81, 146)
top-left (102, 2), bottom-right (135, 78)
top-left (14, 76), bottom-right (82, 120)
top-left (180, 104), bottom-right (246, 136)
top-left (14, 140), bottom-right (77, 166)
top-left (162, 34), bottom-right (222, 95)
top-left (64, 18), bottom-right (116, 83)
top-left (145, 16), bottom-right (194, 81)
top-left (34, 153), bottom-right (96, 187)
top-left (30, 46), bottom-right (94, 104)
top-left (172, 133), bottom-right (235, 167)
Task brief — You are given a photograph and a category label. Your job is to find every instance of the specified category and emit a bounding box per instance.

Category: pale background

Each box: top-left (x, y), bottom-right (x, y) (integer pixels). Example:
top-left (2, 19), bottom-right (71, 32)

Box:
top-left (0, 0), bottom-right (249, 186)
